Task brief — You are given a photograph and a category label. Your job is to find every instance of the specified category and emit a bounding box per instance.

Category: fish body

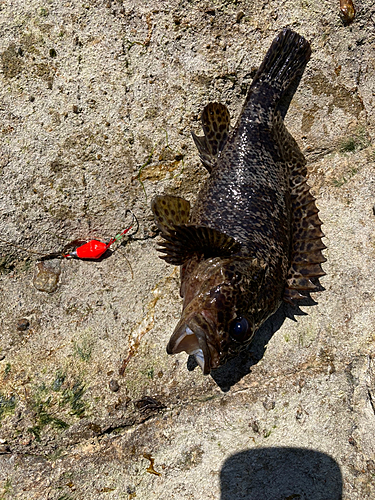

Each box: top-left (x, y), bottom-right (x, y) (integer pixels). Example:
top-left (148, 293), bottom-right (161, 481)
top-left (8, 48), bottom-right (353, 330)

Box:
top-left (151, 29), bottom-right (326, 374)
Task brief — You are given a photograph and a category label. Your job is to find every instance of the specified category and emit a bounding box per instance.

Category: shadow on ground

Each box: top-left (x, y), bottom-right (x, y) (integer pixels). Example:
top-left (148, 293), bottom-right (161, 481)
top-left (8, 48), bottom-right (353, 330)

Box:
top-left (220, 447), bottom-right (343, 500)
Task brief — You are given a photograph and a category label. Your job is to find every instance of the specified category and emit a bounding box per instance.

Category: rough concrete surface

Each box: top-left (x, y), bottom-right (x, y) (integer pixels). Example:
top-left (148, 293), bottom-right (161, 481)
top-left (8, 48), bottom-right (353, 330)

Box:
top-left (0, 0), bottom-right (375, 498)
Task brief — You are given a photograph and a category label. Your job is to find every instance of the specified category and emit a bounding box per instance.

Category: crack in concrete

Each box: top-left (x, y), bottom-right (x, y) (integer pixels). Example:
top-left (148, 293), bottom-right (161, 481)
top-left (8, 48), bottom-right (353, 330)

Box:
top-left (367, 390), bottom-right (375, 417)
top-left (119, 267), bottom-right (178, 375)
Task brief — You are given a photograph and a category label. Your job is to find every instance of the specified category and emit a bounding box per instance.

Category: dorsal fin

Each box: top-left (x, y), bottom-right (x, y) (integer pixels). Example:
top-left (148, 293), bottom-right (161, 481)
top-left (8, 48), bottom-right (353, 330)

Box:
top-left (272, 112), bottom-right (326, 304)
top-left (151, 195), bottom-right (190, 232)
top-left (191, 102), bottom-right (230, 172)
top-left (156, 224), bottom-right (241, 266)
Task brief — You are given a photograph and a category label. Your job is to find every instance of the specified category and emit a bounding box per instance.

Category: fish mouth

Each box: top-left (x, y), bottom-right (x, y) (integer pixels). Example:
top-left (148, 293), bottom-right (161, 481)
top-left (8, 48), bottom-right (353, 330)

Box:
top-left (166, 315), bottom-right (212, 375)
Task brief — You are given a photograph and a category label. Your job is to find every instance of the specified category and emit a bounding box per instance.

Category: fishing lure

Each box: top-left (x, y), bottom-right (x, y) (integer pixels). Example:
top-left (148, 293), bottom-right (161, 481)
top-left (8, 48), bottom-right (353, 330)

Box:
top-left (62, 222), bottom-right (136, 260)
top-left (0, 211), bottom-right (137, 261)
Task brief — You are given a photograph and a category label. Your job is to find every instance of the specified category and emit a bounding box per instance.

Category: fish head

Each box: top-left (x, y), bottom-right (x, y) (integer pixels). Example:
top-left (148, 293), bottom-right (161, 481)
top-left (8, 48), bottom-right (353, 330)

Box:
top-left (167, 256), bottom-right (268, 374)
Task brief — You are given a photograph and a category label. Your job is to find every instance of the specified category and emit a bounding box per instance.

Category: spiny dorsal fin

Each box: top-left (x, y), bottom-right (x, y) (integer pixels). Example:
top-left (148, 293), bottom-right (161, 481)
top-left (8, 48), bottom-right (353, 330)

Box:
top-left (284, 288), bottom-right (307, 304)
top-left (285, 183), bottom-right (326, 301)
top-left (272, 112), bottom-right (326, 304)
top-left (151, 195), bottom-right (190, 232)
top-left (191, 102), bottom-right (230, 172)
top-left (156, 224), bottom-right (241, 266)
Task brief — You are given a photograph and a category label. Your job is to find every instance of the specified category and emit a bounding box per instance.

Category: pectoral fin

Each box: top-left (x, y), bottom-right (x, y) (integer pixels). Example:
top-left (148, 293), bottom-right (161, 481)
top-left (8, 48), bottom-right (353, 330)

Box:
top-left (157, 224), bottom-right (241, 265)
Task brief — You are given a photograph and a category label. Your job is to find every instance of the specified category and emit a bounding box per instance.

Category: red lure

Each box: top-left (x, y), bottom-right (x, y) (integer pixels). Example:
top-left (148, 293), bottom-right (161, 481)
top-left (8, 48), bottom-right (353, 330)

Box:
top-left (64, 224), bottom-right (133, 260)
top-left (0, 212), bottom-right (137, 261)
top-left (72, 240), bottom-right (108, 259)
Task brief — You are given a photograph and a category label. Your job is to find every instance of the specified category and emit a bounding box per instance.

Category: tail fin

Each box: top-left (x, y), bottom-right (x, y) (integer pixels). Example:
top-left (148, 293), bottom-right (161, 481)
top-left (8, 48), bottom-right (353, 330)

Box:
top-left (250, 28), bottom-right (311, 98)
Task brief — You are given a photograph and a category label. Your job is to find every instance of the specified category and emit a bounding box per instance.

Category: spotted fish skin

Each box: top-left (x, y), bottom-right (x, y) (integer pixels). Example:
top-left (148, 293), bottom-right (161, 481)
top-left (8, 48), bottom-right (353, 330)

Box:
top-left (151, 29), bottom-right (325, 374)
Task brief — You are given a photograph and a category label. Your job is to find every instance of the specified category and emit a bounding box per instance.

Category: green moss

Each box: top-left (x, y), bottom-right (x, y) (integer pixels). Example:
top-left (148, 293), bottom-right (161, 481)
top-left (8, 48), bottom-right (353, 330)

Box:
top-left (28, 390), bottom-right (69, 441)
top-left (332, 166), bottom-right (359, 188)
top-left (20, 258), bottom-right (33, 272)
top-left (0, 394), bottom-right (16, 420)
top-left (52, 371), bottom-right (66, 391)
top-left (141, 367), bottom-right (154, 380)
top-left (3, 363), bottom-right (11, 377)
top-left (0, 477), bottom-right (13, 499)
top-left (28, 412), bottom-right (69, 441)
top-left (339, 137), bottom-right (356, 152)
top-left (60, 382), bottom-right (86, 417)
top-left (0, 256), bottom-right (15, 275)
top-left (73, 338), bottom-right (92, 362)
top-left (339, 126), bottom-right (370, 154)
top-left (25, 372), bottom-right (88, 440)
top-left (332, 177), bottom-right (346, 188)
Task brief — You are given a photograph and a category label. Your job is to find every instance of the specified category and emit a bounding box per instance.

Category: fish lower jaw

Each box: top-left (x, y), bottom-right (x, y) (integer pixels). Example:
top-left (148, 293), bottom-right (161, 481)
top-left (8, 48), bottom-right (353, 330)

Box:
top-left (186, 348), bottom-right (204, 371)
top-left (167, 323), bottom-right (208, 374)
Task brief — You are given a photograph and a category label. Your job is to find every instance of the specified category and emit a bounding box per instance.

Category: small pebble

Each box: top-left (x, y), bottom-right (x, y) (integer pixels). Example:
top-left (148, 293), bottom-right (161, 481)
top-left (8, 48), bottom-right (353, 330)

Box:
top-left (263, 400), bottom-right (276, 411)
top-left (250, 420), bottom-right (260, 433)
top-left (16, 318), bottom-right (30, 331)
top-left (109, 379), bottom-right (120, 392)
top-left (33, 261), bottom-right (61, 293)
top-left (340, 0), bottom-right (356, 23)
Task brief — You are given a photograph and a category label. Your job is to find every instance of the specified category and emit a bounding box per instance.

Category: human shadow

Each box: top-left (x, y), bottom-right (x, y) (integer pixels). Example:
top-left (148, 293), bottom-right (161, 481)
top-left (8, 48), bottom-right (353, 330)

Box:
top-left (220, 447), bottom-right (342, 500)
top-left (187, 294), bottom-right (321, 392)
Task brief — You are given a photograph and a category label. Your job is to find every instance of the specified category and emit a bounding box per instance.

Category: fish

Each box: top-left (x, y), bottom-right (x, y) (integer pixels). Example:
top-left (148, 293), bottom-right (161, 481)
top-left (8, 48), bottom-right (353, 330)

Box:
top-left (151, 28), bottom-right (326, 374)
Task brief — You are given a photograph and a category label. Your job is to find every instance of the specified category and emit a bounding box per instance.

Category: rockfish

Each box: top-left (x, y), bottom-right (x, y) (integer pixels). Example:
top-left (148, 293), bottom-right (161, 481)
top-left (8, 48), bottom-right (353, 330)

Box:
top-left (151, 28), bottom-right (326, 374)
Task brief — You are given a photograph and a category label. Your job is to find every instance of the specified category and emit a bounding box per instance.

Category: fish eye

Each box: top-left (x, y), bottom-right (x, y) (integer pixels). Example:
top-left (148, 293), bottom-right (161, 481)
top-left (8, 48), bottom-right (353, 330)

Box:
top-left (229, 316), bottom-right (251, 342)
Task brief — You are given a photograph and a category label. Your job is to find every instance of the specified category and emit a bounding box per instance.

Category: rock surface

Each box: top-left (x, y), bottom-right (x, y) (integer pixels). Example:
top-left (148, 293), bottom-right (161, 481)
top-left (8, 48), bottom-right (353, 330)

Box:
top-left (1, 0), bottom-right (375, 498)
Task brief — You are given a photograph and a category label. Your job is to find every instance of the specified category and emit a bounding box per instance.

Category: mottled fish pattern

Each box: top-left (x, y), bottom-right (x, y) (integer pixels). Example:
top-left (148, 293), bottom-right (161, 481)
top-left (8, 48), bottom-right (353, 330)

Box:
top-left (151, 28), bottom-right (326, 374)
